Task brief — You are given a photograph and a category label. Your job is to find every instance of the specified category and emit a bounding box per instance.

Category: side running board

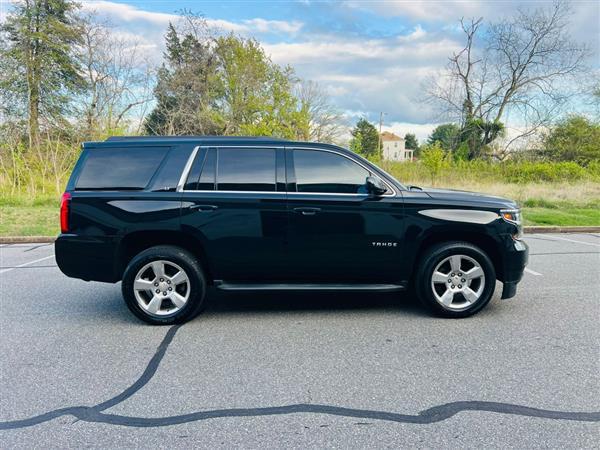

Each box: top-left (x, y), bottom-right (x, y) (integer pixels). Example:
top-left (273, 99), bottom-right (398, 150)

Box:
top-left (214, 281), bottom-right (405, 293)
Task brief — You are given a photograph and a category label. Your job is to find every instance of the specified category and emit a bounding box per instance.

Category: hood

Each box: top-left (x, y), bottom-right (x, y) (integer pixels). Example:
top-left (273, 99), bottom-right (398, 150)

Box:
top-left (421, 187), bottom-right (518, 209)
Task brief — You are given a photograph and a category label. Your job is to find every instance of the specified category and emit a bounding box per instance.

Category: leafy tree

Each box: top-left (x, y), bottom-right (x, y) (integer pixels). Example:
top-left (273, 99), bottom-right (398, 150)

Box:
top-left (214, 34), bottom-right (307, 139)
top-left (145, 19), bottom-right (221, 135)
top-left (350, 118), bottom-right (379, 157)
top-left (427, 124), bottom-right (460, 151)
top-left (145, 16), bottom-right (308, 138)
top-left (420, 142), bottom-right (450, 185)
top-left (404, 133), bottom-right (419, 156)
top-left (0, 0), bottom-right (84, 147)
top-left (459, 118), bottom-right (504, 159)
top-left (539, 116), bottom-right (600, 165)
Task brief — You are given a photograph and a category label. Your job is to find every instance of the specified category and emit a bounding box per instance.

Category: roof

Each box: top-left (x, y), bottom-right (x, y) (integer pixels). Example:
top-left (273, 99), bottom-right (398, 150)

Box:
top-left (105, 135), bottom-right (285, 142)
top-left (83, 135), bottom-right (347, 153)
top-left (380, 131), bottom-right (404, 142)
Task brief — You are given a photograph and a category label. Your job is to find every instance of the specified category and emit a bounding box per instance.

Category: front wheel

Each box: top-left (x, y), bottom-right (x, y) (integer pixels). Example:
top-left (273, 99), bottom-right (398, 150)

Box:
top-left (122, 245), bottom-right (207, 325)
top-left (416, 242), bottom-right (496, 318)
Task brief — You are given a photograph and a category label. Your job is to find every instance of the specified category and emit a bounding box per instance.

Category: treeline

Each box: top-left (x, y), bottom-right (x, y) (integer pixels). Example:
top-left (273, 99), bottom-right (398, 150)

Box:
top-left (0, 2), bottom-right (344, 199)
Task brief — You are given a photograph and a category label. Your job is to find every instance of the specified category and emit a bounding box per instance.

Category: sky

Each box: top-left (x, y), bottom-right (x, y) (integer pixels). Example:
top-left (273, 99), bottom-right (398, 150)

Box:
top-left (1, 0), bottom-right (599, 142)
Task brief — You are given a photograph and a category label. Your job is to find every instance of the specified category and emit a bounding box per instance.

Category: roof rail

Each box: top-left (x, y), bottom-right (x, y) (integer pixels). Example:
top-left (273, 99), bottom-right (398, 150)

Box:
top-left (105, 135), bottom-right (285, 141)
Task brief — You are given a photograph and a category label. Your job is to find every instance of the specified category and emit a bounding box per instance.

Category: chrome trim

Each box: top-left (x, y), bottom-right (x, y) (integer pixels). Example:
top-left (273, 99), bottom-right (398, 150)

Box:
top-left (179, 144), bottom-right (397, 197)
top-left (176, 146), bottom-right (200, 192)
top-left (183, 190), bottom-right (286, 195)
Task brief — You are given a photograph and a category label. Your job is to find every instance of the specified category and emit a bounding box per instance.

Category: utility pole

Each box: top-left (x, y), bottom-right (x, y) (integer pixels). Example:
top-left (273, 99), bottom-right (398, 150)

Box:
top-left (378, 112), bottom-right (386, 157)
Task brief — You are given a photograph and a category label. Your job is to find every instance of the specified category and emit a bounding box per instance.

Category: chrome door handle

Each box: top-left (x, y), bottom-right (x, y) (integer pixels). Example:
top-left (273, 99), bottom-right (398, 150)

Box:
top-left (189, 204), bottom-right (218, 212)
top-left (293, 207), bottom-right (321, 216)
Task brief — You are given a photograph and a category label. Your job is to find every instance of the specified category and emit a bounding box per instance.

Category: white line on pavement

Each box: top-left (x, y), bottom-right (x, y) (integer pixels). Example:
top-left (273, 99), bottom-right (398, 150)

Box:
top-left (0, 254), bottom-right (55, 275)
top-left (544, 235), bottom-right (600, 248)
top-left (524, 267), bottom-right (542, 276)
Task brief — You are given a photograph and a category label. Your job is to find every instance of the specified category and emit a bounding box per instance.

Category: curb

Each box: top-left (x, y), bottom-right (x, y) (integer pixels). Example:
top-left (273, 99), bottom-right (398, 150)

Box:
top-left (0, 236), bottom-right (56, 244)
top-left (1, 226), bottom-right (599, 244)
top-left (523, 226), bottom-right (600, 234)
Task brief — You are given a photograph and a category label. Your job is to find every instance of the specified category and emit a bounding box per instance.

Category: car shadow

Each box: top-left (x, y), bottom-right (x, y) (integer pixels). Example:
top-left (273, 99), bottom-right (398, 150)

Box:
top-left (202, 288), bottom-right (428, 318)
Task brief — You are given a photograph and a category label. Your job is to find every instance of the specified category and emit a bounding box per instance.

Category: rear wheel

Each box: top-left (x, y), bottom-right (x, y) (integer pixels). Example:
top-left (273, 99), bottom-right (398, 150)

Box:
top-left (122, 245), bottom-right (206, 325)
top-left (416, 242), bottom-right (496, 318)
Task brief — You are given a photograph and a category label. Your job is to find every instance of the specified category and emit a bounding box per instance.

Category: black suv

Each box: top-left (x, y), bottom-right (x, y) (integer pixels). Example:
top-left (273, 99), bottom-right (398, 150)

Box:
top-left (56, 136), bottom-right (528, 324)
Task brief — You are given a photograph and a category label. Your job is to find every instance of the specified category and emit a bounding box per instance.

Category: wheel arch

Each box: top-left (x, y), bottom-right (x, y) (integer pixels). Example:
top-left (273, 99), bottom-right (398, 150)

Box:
top-left (413, 230), bottom-right (504, 281)
top-left (117, 230), bottom-right (213, 283)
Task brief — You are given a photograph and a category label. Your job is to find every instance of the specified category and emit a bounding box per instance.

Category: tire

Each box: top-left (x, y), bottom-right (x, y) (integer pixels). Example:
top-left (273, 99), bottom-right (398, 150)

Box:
top-left (415, 241), bottom-right (496, 318)
top-left (121, 245), bottom-right (207, 325)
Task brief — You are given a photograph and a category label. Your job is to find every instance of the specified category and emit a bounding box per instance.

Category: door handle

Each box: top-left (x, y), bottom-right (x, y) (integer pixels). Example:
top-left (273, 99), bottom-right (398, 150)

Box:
top-left (189, 204), bottom-right (218, 212)
top-left (293, 207), bottom-right (321, 216)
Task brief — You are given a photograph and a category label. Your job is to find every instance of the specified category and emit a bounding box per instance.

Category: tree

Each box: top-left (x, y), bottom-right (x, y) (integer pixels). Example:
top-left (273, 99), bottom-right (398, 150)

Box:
top-left (539, 116), bottom-right (600, 165)
top-left (77, 14), bottom-right (154, 138)
top-left (145, 17), bottom-right (221, 135)
top-left (145, 14), bottom-right (308, 138)
top-left (427, 124), bottom-right (460, 151)
top-left (295, 80), bottom-right (345, 143)
top-left (426, 2), bottom-right (589, 157)
top-left (0, 0), bottom-right (84, 146)
top-left (420, 142), bottom-right (450, 185)
top-left (214, 34), bottom-right (306, 139)
top-left (350, 118), bottom-right (379, 157)
top-left (404, 133), bottom-right (420, 156)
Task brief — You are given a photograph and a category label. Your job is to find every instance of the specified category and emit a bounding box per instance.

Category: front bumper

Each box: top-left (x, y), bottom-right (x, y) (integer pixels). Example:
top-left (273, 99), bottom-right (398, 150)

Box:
top-left (500, 237), bottom-right (529, 299)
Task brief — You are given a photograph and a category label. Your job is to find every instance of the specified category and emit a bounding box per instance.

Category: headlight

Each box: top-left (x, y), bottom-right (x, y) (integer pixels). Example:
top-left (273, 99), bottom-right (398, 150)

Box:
top-left (501, 208), bottom-right (523, 238)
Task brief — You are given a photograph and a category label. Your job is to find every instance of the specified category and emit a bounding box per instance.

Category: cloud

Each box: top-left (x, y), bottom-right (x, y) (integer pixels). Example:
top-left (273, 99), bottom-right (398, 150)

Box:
top-left (262, 27), bottom-right (461, 124)
top-left (243, 18), bottom-right (303, 34)
top-left (81, 1), bottom-right (303, 35)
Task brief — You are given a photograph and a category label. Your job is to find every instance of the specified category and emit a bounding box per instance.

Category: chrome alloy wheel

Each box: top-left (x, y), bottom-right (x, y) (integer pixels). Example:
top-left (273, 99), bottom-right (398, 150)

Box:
top-left (430, 254), bottom-right (486, 311)
top-left (133, 260), bottom-right (190, 317)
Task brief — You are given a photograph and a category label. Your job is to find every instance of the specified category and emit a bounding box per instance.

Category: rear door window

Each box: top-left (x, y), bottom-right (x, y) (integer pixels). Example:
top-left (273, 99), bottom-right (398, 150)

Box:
top-left (216, 148), bottom-right (276, 192)
top-left (76, 146), bottom-right (169, 190)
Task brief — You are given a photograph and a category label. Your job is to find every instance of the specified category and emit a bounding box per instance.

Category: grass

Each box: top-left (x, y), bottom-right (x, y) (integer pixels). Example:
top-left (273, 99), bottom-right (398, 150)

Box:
top-left (523, 207), bottom-right (600, 226)
top-left (0, 206), bottom-right (59, 236)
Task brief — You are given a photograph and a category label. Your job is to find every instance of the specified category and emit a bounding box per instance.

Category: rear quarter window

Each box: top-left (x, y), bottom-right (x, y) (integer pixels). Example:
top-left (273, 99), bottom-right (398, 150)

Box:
top-left (75, 147), bottom-right (169, 190)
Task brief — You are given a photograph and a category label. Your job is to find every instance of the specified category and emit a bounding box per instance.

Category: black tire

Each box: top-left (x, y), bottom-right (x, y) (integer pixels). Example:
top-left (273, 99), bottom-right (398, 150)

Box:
top-left (415, 241), bottom-right (496, 318)
top-left (121, 245), bottom-right (207, 325)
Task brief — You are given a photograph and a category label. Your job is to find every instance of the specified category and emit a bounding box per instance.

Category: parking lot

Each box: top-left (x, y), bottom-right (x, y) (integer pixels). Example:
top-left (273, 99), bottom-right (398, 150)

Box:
top-left (1, 234), bottom-right (599, 448)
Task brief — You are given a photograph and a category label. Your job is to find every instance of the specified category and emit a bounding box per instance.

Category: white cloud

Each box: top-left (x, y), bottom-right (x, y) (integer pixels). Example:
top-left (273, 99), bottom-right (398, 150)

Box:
top-left (262, 28), bottom-right (462, 124)
top-left (81, 1), bottom-right (303, 35)
top-left (382, 122), bottom-right (438, 144)
top-left (243, 18), bottom-right (303, 34)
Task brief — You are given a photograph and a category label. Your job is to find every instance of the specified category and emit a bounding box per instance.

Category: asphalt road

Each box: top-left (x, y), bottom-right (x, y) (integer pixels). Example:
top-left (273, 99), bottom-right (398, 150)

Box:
top-left (1, 234), bottom-right (599, 448)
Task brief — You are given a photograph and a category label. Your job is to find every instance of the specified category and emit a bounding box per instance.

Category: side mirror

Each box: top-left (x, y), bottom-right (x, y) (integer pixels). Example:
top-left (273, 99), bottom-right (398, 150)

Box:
top-left (366, 176), bottom-right (387, 196)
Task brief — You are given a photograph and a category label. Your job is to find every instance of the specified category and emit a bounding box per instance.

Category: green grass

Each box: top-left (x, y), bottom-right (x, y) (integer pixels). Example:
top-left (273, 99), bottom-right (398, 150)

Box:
top-left (523, 207), bottom-right (600, 226)
top-left (1, 203), bottom-right (598, 237)
top-left (0, 206), bottom-right (59, 236)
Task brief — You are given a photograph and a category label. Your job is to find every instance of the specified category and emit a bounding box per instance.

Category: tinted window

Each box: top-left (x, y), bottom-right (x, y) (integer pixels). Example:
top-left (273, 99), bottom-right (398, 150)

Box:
top-left (76, 147), bottom-right (168, 190)
top-left (217, 148), bottom-right (276, 192)
top-left (183, 148), bottom-right (207, 191)
top-left (151, 147), bottom-right (192, 192)
top-left (198, 148), bottom-right (216, 190)
top-left (293, 149), bottom-right (369, 194)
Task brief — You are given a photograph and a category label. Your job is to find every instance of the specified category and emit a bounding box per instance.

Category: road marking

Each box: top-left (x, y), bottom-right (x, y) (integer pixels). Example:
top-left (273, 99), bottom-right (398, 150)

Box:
top-left (524, 267), bottom-right (542, 276)
top-left (544, 236), bottom-right (600, 248)
top-left (0, 254), bottom-right (55, 275)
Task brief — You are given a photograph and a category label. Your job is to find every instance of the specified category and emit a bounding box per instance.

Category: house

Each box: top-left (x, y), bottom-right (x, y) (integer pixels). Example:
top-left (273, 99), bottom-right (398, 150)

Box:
top-left (380, 131), bottom-right (413, 161)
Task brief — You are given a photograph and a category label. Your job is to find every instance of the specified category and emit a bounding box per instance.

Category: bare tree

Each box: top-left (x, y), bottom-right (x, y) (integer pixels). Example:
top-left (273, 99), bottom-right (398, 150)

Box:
top-left (296, 80), bottom-right (346, 144)
top-left (77, 14), bottom-right (154, 137)
top-left (426, 1), bottom-right (590, 156)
